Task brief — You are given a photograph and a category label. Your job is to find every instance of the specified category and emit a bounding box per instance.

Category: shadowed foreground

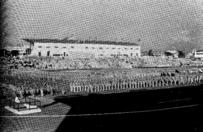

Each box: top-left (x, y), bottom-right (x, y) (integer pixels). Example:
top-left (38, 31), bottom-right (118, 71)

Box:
top-left (53, 84), bottom-right (203, 131)
top-left (1, 84), bottom-right (203, 131)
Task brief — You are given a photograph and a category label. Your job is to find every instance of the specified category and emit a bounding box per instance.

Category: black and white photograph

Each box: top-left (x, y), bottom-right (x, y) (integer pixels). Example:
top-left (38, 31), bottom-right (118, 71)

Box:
top-left (0, 0), bottom-right (203, 131)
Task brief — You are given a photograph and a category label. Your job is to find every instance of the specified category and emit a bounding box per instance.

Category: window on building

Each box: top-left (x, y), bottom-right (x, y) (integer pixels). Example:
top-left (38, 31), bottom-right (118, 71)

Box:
top-left (125, 48), bottom-right (128, 50)
top-left (38, 46), bottom-right (42, 48)
top-left (53, 54), bottom-right (60, 56)
top-left (38, 52), bottom-right (41, 56)
top-left (63, 47), bottom-right (66, 48)
top-left (131, 53), bottom-right (133, 56)
top-left (196, 53), bottom-right (203, 55)
top-left (99, 47), bottom-right (103, 49)
top-left (46, 46), bottom-right (50, 48)
top-left (106, 47), bottom-right (109, 49)
top-left (85, 47), bottom-right (88, 49)
top-left (47, 51), bottom-right (50, 56)
top-left (130, 48), bottom-right (133, 50)
top-left (92, 47), bottom-right (95, 49)
top-left (112, 48), bottom-right (115, 49)
top-left (136, 53), bottom-right (138, 56)
top-left (54, 46), bottom-right (58, 48)
top-left (71, 46), bottom-right (74, 49)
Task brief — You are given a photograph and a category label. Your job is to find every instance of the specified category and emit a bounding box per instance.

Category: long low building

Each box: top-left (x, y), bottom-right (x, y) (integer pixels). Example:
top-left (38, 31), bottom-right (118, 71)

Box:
top-left (24, 39), bottom-right (141, 58)
top-left (194, 49), bottom-right (203, 59)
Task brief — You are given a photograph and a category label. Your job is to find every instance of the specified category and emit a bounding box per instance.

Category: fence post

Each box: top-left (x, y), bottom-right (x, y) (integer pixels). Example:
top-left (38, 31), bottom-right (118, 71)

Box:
top-left (51, 87), bottom-right (53, 95)
top-left (31, 89), bottom-right (35, 97)
top-left (40, 89), bottom-right (44, 97)
top-left (62, 88), bottom-right (65, 95)
top-left (19, 91), bottom-right (23, 98)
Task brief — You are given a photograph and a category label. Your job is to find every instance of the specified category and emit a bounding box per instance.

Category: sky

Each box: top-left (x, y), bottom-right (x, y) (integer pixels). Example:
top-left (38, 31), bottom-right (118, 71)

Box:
top-left (4, 0), bottom-right (203, 52)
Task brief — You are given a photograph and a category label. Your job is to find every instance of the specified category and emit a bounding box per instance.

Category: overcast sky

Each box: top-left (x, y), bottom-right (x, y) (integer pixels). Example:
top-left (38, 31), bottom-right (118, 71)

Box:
top-left (5, 0), bottom-right (203, 52)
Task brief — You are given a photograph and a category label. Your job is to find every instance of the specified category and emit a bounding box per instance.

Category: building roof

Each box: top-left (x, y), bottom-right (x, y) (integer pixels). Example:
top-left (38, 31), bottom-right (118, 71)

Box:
top-left (165, 50), bottom-right (178, 54)
top-left (196, 50), bottom-right (203, 52)
top-left (23, 38), bottom-right (139, 46)
top-left (5, 46), bottom-right (27, 51)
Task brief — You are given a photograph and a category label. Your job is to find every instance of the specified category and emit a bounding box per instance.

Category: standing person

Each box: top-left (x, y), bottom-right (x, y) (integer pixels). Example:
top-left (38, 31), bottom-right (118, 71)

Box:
top-left (15, 96), bottom-right (20, 103)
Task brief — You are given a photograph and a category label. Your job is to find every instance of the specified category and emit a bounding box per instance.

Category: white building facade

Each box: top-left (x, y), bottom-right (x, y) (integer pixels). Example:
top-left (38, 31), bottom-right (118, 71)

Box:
top-left (24, 39), bottom-right (141, 58)
top-left (194, 49), bottom-right (203, 59)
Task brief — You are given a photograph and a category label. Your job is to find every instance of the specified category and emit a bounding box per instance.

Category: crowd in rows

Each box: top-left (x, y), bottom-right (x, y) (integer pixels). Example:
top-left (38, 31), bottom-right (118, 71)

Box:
top-left (141, 56), bottom-right (203, 67)
top-left (1, 66), bottom-right (203, 98)
top-left (0, 55), bottom-right (203, 71)
top-left (0, 56), bottom-right (143, 70)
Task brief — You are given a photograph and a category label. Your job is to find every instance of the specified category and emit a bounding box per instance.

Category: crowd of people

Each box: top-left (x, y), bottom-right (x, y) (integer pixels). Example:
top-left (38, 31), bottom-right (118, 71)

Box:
top-left (0, 56), bottom-right (143, 70)
top-left (1, 54), bottom-right (203, 98)
top-left (1, 66), bottom-right (202, 98)
top-left (0, 65), bottom-right (171, 97)
top-left (0, 54), bottom-right (203, 71)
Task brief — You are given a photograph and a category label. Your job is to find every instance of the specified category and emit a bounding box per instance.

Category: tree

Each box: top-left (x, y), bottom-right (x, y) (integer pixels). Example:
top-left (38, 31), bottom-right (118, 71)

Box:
top-left (177, 51), bottom-right (185, 58)
top-left (164, 51), bottom-right (173, 56)
top-left (148, 50), bottom-right (153, 56)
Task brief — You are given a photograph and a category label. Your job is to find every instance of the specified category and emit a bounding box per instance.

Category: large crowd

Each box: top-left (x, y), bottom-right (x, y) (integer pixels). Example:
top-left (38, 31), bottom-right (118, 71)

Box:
top-left (0, 55), bottom-right (203, 71)
top-left (0, 56), bottom-right (143, 70)
top-left (1, 54), bottom-right (203, 98)
top-left (1, 65), bottom-right (203, 98)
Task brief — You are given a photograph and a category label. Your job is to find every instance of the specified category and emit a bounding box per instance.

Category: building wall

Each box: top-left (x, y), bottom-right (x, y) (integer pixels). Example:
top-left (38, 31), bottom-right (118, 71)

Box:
top-left (194, 51), bottom-right (203, 58)
top-left (30, 42), bottom-right (141, 58)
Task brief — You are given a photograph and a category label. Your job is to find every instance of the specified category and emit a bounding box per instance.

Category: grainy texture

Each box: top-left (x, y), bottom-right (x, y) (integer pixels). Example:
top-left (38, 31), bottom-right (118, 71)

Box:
top-left (4, 0), bottom-right (203, 52)
top-left (1, 0), bottom-right (203, 131)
